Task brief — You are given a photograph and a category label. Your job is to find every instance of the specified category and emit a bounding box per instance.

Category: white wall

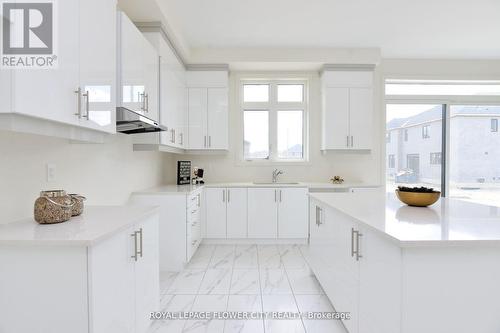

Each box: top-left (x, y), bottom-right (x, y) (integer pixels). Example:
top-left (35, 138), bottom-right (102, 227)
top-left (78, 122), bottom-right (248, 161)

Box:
top-left (0, 131), bottom-right (175, 223)
top-left (180, 70), bottom-right (383, 184)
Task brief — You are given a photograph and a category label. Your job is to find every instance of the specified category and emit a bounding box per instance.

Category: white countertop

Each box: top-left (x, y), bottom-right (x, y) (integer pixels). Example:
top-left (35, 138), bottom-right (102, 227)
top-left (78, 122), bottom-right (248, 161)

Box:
top-left (132, 182), bottom-right (377, 195)
top-left (309, 191), bottom-right (500, 246)
top-left (0, 206), bottom-right (159, 246)
top-left (132, 184), bottom-right (204, 195)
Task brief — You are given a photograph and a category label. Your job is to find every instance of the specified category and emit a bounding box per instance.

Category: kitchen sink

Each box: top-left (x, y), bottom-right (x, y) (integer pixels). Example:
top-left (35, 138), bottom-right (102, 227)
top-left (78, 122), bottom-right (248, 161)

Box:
top-left (253, 182), bottom-right (300, 185)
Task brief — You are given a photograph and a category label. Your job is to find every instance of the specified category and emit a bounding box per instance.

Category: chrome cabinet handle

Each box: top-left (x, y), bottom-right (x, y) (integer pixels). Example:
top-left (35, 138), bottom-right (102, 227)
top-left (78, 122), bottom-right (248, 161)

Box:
top-left (315, 206), bottom-right (319, 226)
top-left (351, 228), bottom-right (356, 258)
top-left (180, 133), bottom-right (183, 145)
top-left (131, 231), bottom-right (138, 261)
top-left (227, 189), bottom-right (230, 203)
top-left (222, 189), bottom-right (226, 202)
top-left (209, 136), bottom-right (212, 148)
top-left (83, 90), bottom-right (90, 120)
top-left (279, 190), bottom-right (282, 202)
top-left (351, 136), bottom-right (354, 147)
top-left (346, 136), bottom-right (349, 147)
top-left (356, 231), bottom-right (363, 261)
top-left (144, 93), bottom-right (149, 112)
top-left (274, 189), bottom-right (277, 202)
top-left (318, 207), bottom-right (323, 225)
top-left (137, 228), bottom-right (143, 258)
top-left (351, 228), bottom-right (363, 260)
top-left (74, 87), bottom-right (82, 118)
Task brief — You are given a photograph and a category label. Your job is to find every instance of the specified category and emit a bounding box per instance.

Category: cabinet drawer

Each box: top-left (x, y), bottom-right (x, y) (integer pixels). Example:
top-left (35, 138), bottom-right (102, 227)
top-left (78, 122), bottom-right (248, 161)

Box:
top-left (187, 206), bottom-right (200, 224)
top-left (188, 192), bottom-right (201, 208)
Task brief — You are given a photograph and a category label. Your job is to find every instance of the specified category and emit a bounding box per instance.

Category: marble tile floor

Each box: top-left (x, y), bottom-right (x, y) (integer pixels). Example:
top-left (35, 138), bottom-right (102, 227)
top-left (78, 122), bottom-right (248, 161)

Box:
top-left (149, 244), bottom-right (346, 333)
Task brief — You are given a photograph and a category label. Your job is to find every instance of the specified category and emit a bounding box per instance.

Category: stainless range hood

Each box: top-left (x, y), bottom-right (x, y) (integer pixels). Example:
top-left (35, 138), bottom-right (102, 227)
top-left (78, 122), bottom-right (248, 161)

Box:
top-left (116, 107), bottom-right (167, 134)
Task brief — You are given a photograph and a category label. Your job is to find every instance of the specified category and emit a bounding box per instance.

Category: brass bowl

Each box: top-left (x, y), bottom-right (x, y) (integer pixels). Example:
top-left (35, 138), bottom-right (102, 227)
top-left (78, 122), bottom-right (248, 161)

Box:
top-left (395, 190), bottom-right (441, 207)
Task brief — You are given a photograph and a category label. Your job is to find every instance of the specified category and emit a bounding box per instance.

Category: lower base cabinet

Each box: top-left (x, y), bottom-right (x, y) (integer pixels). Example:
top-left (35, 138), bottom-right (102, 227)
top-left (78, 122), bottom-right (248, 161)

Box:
top-left (248, 188), bottom-right (278, 238)
top-left (0, 214), bottom-right (159, 333)
top-left (130, 189), bottom-right (203, 271)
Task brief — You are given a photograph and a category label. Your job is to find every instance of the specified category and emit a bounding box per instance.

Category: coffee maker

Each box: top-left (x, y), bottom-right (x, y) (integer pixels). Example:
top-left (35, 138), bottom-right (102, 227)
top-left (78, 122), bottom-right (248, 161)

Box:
top-left (192, 167), bottom-right (205, 184)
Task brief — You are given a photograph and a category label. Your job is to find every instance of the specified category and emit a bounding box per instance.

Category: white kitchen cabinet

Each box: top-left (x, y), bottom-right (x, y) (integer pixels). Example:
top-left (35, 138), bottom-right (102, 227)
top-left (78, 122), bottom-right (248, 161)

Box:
top-left (187, 87), bottom-right (228, 150)
top-left (0, 209), bottom-right (159, 333)
top-left (205, 187), bottom-right (227, 238)
top-left (321, 69), bottom-right (374, 150)
top-left (277, 188), bottom-right (309, 238)
top-left (118, 12), bottom-right (159, 121)
top-left (0, 0), bottom-right (116, 138)
top-left (226, 188), bottom-right (248, 238)
top-left (90, 224), bottom-right (136, 333)
top-left (187, 88), bottom-right (208, 149)
top-left (305, 197), bottom-right (400, 333)
top-left (205, 187), bottom-right (247, 239)
top-left (78, 0), bottom-right (116, 133)
top-left (130, 187), bottom-right (203, 271)
top-left (248, 188), bottom-right (279, 238)
top-left (133, 218), bottom-right (160, 333)
top-left (187, 70), bottom-right (228, 150)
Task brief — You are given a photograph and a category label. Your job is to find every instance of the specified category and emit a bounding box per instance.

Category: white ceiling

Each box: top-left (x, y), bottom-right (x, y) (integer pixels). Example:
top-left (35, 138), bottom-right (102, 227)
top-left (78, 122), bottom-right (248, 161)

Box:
top-left (157, 0), bottom-right (500, 59)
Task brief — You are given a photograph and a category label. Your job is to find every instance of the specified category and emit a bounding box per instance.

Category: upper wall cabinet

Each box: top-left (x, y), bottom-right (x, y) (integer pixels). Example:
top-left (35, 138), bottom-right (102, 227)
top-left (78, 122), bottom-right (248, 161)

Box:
top-left (0, 0), bottom-right (117, 139)
top-left (187, 71), bottom-right (229, 150)
top-left (132, 30), bottom-right (187, 150)
top-left (321, 68), bottom-right (374, 150)
top-left (118, 12), bottom-right (159, 122)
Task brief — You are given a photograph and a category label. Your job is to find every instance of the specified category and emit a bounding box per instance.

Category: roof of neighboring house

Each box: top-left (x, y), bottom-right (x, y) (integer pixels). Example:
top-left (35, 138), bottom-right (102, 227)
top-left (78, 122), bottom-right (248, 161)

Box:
top-left (387, 106), bottom-right (500, 130)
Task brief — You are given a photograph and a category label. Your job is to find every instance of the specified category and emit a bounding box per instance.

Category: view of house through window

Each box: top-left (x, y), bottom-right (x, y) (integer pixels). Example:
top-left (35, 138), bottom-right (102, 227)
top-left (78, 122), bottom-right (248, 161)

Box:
top-left (386, 104), bottom-right (443, 193)
top-left (242, 80), bottom-right (307, 161)
top-left (449, 106), bottom-right (500, 206)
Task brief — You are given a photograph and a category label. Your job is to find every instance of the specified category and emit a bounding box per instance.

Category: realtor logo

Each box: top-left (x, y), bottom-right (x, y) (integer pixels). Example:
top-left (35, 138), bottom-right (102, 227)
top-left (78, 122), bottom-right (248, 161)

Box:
top-left (1, 0), bottom-right (57, 68)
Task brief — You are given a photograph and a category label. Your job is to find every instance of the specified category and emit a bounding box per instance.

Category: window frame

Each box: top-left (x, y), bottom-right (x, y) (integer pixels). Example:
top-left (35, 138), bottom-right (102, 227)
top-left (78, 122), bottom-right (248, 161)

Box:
top-left (239, 78), bottom-right (309, 164)
top-left (385, 77), bottom-right (500, 198)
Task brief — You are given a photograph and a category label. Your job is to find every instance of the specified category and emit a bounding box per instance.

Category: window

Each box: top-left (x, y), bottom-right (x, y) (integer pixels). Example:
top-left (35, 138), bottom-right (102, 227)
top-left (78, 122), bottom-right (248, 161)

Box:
top-left (422, 125), bottom-right (430, 139)
top-left (388, 154), bottom-right (395, 168)
top-left (386, 104), bottom-right (443, 193)
top-left (243, 84), bottom-right (269, 102)
top-left (386, 79), bottom-right (500, 205)
top-left (386, 132), bottom-right (391, 143)
top-left (430, 152), bottom-right (442, 165)
top-left (449, 106), bottom-right (500, 206)
top-left (241, 79), bottom-right (308, 162)
top-left (277, 110), bottom-right (303, 159)
top-left (244, 110), bottom-right (269, 159)
top-left (492, 119), bottom-right (498, 132)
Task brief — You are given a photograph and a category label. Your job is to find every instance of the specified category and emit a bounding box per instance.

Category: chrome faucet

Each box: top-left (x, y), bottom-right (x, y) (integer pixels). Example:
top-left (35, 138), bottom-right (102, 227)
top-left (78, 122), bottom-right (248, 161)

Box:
top-left (272, 169), bottom-right (284, 183)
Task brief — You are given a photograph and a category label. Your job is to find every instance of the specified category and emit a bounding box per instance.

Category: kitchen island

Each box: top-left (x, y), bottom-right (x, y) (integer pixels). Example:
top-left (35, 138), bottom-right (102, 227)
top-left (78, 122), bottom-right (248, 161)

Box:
top-left (304, 191), bottom-right (500, 333)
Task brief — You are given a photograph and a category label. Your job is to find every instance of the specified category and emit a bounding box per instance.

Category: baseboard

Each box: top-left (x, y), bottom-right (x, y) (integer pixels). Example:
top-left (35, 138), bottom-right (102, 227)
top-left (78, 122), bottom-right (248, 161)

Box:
top-left (201, 238), bottom-right (308, 245)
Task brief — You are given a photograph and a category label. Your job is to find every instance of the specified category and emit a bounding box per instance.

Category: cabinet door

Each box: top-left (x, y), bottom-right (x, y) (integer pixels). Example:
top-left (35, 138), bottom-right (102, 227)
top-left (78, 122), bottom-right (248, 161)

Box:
top-left (327, 207), bottom-right (360, 333)
top-left (119, 12), bottom-right (145, 114)
top-left (188, 88), bottom-right (208, 149)
top-left (226, 188), bottom-right (248, 238)
top-left (11, 0), bottom-right (79, 126)
top-left (134, 216), bottom-right (160, 333)
top-left (358, 226), bottom-right (401, 333)
top-left (205, 188), bottom-right (227, 238)
top-left (248, 188), bottom-right (278, 238)
top-left (143, 42), bottom-right (159, 122)
top-left (79, 0), bottom-right (116, 133)
top-left (207, 88), bottom-right (228, 149)
top-left (278, 188), bottom-right (308, 238)
top-left (322, 87), bottom-right (350, 149)
top-left (90, 225), bottom-right (136, 333)
top-left (302, 199), bottom-right (329, 275)
top-left (349, 88), bottom-right (373, 150)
